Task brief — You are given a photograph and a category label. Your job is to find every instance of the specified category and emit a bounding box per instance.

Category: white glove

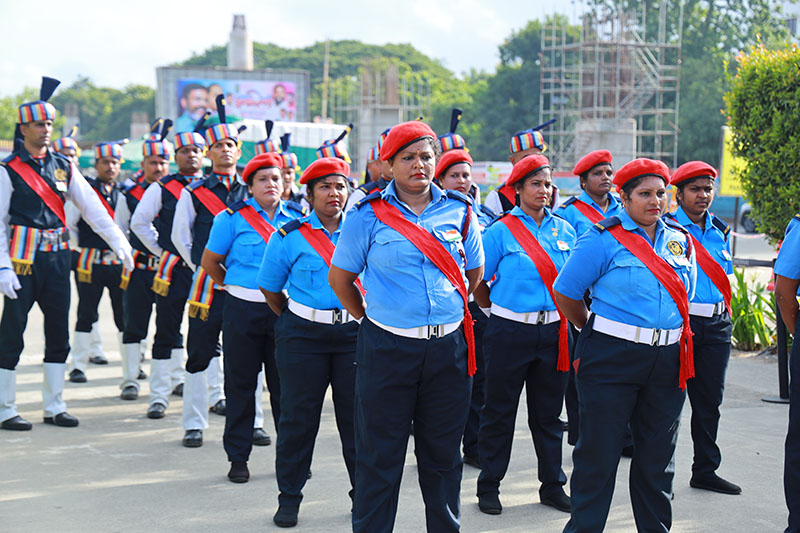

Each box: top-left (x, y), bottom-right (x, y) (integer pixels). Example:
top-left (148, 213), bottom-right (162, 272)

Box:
top-left (116, 247), bottom-right (135, 272)
top-left (0, 268), bottom-right (22, 299)
top-left (480, 307), bottom-right (491, 318)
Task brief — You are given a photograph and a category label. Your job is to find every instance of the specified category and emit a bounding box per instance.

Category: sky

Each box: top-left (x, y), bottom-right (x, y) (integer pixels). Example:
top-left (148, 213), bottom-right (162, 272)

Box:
top-left (0, 0), bottom-right (587, 96)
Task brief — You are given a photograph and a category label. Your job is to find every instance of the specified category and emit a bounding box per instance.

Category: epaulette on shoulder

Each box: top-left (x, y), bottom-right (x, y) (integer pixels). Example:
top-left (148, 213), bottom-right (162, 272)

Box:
top-left (278, 218), bottom-right (303, 237)
top-left (794, 213), bottom-right (800, 222)
top-left (356, 182), bottom-right (376, 195)
top-left (355, 190), bottom-right (382, 210)
top-left (486, 212), bottom-right (510, 229)
top-left (1, 154), bottom-right (12, 164)
top-left (478, 204), bottom-right (497, 219)
top-left (225, 199), bottom-right (248, 215)
top-left (663, 215), bottom-right (688, 234)
top-left (551, 210), bottom-right (567, 222)
top-left (187, 179), bottom-right (206, 191)
top-left (52, 152), bottom-right (70, 164)
top-left (560, 196), bottom-right (578, 208)
top-left (711, 215), bottom-right (730, 238)
top-left (286, 200), bottom-right (307, 216)
top-left (445, 189), bottom-right (473, 206)
top-left (159, 174), bottom-right (177, 186)
top-left (592, 216), bottom-right (621, 232)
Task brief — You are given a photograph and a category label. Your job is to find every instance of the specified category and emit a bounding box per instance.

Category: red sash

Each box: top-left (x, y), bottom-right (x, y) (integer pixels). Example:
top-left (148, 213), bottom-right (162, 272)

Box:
top-left (162, 178), bottom-right (186, 201)
top-left (238, 204), bottom-right (277, 243)
top-left (92, 186), bottom-right (115, 219)
top-left (191, 186), bottom-right (227, 216)
top-left (687, 234), bottom-right (732, 316)
top-left (604, 224), bottom-right (695, 389)
top-left (571, 199), bottom-right (604, 224)
top-left (370, 199), bottom-right (476, 376)
top-left (500, 215), bottom-right (570, 372)
top-left (7, 157), bottom-right (66, 226)
top-left (498, 184), bottom-right (516, 208)
top-left (297, 222), bottom-right (365, 296)
top-left (128, 183), bottom-right (146, 201)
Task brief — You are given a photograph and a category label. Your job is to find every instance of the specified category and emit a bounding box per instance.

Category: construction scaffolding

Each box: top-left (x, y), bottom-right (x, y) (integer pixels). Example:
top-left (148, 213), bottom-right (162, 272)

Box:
top-left (330, 60), bottom-right (430, 174)
top-left (539, 3), bottom-right (683, 170)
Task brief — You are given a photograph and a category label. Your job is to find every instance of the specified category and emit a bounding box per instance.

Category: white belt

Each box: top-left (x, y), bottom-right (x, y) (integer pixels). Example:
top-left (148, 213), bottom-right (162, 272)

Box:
top-left (593, 315), bottom-right (682, 346)
top-left (288, 299), bottom-right (356, 325)
top-left (368, 317), bottom-right (461, 340)
top-left (490, 303), bottom-right (560, 325)
top-left (226, 285), bottom-right (266, 303)
top-left (689, 301), bottom-right (726, 318)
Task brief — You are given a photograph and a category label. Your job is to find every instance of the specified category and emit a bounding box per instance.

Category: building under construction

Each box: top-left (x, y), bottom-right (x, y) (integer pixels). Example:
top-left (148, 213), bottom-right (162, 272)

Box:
top-left (539, 4), bottom-right (683, 171)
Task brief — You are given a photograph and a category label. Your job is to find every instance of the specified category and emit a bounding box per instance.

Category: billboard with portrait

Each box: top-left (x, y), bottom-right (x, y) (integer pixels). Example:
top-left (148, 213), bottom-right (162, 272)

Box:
top-left (174, 79), bottom-right (297, 133)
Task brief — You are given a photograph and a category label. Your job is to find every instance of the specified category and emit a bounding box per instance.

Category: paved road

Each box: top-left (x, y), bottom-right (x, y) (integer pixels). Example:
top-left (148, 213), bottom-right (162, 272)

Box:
top-left (0, 291), bottom-right (790, 532)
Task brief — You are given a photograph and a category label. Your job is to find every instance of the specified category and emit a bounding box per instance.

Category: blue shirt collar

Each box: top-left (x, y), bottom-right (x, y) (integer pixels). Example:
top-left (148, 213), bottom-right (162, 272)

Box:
top-left (246, 197), bottom-right (290, 218)
top-left (674, 205), bottom-right (715, 232)
top-left (381, 180), bottom-right (446, 213)
top-left (579, 190), bottom-right (620, 213)
top-left (618, 209), bottom-right (666, 242)
top-left (307, 210), bottom-right (343, 235)
top-left (510, 205), bottom-right (553, 227)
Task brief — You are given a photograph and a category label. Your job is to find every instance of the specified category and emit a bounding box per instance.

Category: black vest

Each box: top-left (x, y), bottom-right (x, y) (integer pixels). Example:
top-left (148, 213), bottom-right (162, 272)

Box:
top-left (122, 178), bottom-right (153, 254)
top-left (3, 148), bottom-right (72, 230)
top-left (188, 174), bottom-right (247, 266)
top-left (156, 174), bottom-right (196, 256)
top-left (78, 178), bottom-right (120, 250)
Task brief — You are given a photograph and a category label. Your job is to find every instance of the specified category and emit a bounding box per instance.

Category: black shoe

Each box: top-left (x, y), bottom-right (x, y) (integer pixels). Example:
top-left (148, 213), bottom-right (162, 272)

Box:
top-left (171, 383), bottom-right (184, 397)
top-left (478, 493), bottom-right (502, 515)
top-left (69, 369), bottom-right (87, 383)
top-left (1, 415), bottom-right (32, 431)
top-left (253, 427), bottom-right (271, 446)
top-left (43, 412), bottom-right (79, 427)
top-left (209, 399), bottom-right (226, 416)
top-left (89, 355), bottom-right (108, 365)
top-left (463, 455), bottom-right (481, 468)
top-left (273, 505), bottom-right (299, 527)
top-left (182, 429), bottom-right (203, 448)
top-left (147, 403), bottom-right (166, 419)
top-left (228, 461), bottom-right (249, 483)
top-left (621, 445), bottom-right (635, 458)
top-left (137, 368), bottom-right (147, 380)
top-left (690, 473), bottom-right (742, 495)
top-left (120, 385), bottom-right (138, 401)
top-left (540, 486), bottom-right (571, 513)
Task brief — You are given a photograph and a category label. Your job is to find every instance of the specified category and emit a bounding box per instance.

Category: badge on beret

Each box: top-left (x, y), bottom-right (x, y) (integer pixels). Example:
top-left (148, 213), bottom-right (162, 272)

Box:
top-left (667, 241), bottom-right (685, 256)
top-left (557, 240), bottom-right (570, 251)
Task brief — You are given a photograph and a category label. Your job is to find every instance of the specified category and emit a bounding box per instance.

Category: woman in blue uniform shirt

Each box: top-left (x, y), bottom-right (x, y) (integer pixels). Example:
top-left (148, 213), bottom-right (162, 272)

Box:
top-left (328, 121), bottom-right (484, 533)
top-left (667, 161), bottom-right (740, 496)
top-left (472, 154), bottom-right (575, 515)
top-left (258, 157), bottom-right (357, 528)
top-left (552, 159), bottom-right (697, 533)
top-left (201, 152), bottom-right (304, 484)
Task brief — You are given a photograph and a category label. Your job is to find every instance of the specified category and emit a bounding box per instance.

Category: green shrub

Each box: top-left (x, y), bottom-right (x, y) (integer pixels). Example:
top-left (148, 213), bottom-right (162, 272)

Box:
top-left (724, 43), bottom-right (800, 244)
top-left (729, 268), bottom-right (776, 351)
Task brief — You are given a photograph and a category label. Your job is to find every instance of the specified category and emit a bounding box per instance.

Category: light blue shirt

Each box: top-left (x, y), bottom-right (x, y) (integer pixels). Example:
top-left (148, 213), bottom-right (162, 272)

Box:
top-left (775, 215), bottom-right (800, 280)
top-left (553, 210), bottom-right (697, 330)
top-left (671, 207), bottom-right (732, 304)
top-left (557, 190), bottom-right (622, 236)
top-left (205, 198), bottom-right (302, 289)
top-left (331, 181), bottom-right (484, 328)
top-left (483, 207), bottom-right (576, 312)
top-left (258, 211), bottom-right (346, 310)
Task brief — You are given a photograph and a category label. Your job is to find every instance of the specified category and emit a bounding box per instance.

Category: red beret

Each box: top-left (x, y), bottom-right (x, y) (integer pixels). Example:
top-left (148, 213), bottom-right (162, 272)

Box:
top-left (506, 154), bottom-right (551, 187)
top-left (299, 157), bottom-right (350, 185)
top-left (670, 160), bottom-right (717, 186)
top-left (242, 152), bottom-right (284, 184)
top-left (435, 149), bottom-right (473, 180)
top-left (573, 150), bottom-right (613, 176)
top-left (379, 121), bottom-right (437, 161)
top-left (613, 158), bottom-right (669, 192)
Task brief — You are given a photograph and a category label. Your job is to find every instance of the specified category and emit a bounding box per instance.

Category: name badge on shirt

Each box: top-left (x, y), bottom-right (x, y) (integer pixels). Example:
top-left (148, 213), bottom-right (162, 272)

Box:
top-left (556, 240), bottom-right (570, 251)
top-left (721, 250), bottom-right (732, 261)
top-left (441, 229), bottom-right (462, 242)
top-left (54, 169), bottom-right (68, 192)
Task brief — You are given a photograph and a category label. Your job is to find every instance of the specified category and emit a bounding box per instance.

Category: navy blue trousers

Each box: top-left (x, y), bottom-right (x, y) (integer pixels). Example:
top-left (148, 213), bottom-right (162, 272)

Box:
top-left (152, 264), bottom-right (191, 359)
top-left (186, 289), bottom-right (224, 369)
top-left (687, 312), bottom-right (732, 476)
top-left (274, 309), bottom-right (358, 508)
top-left (222, 294), bottom-right (280, 462)
top-left (564, 317), bottom-right (686, 533)
top-left (477, 315), bottom-right (568, 496)
top-left (75, 264), bottom-right (124, 332)
top-left (122, 268), bottom-right (155, 345)
top-left (352, 318), bottom-right (471, 533)
top-left (566, 324), bottom-right (581, 446)
top-left (462, 301), bottom-right (488, 459)
top-left (0, 249), bottom-right (71, 369)
top-left (785, 313), bottom-right (800, 533)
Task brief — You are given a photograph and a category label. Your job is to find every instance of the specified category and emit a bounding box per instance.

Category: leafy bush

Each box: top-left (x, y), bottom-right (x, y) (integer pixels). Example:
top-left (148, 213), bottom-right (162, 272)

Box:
top-left (724, 43), bottom-right (800, 243)
top-left (729, 268), bottom-right (776, 350)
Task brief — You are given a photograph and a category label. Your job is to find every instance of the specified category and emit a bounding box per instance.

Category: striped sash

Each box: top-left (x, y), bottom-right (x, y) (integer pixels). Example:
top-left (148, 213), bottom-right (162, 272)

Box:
top-left (152, 251), bottom-right (183, 296)
top-left (187, 267), bottom-right (217, 321)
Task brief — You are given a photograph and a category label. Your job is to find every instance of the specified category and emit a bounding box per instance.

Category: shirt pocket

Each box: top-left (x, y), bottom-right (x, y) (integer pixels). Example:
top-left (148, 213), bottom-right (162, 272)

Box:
top-left (236, 233), bottom-right (266, 265)
top-left (661, 250), bottom-right (693, 288)
top-left (713, 247), bottom-right (733, 272)
top-left (295, 258), bottom-right (328, 290)
top-left (432, 227), bottom-right (466, 265)
top-left (371, 231), bottom-right (416, 268)
top-left (609, 254), bottom-right (651, 293)
top-left (546, 239), bottom-right (571, 269)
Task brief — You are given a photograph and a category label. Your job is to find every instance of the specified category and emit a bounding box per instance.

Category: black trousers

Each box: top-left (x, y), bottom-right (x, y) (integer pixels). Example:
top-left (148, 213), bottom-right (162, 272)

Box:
top-left (274, 309), bottom-right (358, 508)
top-left (122, 268), bottom-right (155, 345)
top-left (477, 315), bottom-right (568, 496)
top-left (152, 264), bottom-right (192, 359)
top-left (462, 301), bottom-right (488, 459)
top-left (687, 312), bottom-right (732, 476)
top-left (0, 249), bottom-right (71, 369)
top-left (222, 294), bottom-right (280, 462)
top-left (75, 264), bottom-right (124, 332)
top-left (786, 313), bottom-right (800, 533)
top-left (352, 318), bottom-right (471, 533)
top-left (186, 289), bottom-right (224, 371)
